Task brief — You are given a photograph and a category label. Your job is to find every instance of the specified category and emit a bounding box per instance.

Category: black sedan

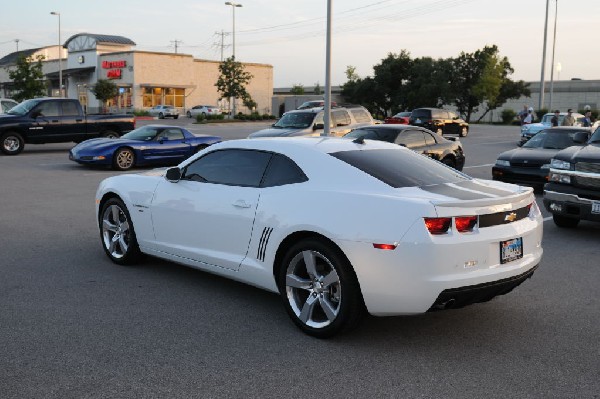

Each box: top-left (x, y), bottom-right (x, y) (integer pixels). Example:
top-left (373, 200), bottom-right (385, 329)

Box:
top-left (344, 124), bottom-right (465, 170)
top-left (492, 127), bottom-right (591, 189)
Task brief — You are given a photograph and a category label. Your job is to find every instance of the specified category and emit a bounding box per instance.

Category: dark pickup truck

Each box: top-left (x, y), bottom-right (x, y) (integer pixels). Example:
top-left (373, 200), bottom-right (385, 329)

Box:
top-left (543, 129), bottom-right (600, 227)
top-left (0, 98), bottom-right (135, 155)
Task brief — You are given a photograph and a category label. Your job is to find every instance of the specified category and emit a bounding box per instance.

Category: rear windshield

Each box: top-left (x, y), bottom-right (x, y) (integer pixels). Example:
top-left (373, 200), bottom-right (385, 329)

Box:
top-left (411, 109), bottom-right (431, 119)
top-left (330, 149), bottom-right (468, 188)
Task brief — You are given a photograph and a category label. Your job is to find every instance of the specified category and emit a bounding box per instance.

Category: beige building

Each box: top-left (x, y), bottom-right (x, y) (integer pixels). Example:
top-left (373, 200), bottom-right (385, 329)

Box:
top-left (0, 33), bottom-right (273, 115)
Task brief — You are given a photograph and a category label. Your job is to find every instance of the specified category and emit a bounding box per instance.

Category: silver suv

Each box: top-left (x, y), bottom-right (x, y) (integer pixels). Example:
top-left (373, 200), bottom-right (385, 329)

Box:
top-left (249, 105), bottom-right (374, 138)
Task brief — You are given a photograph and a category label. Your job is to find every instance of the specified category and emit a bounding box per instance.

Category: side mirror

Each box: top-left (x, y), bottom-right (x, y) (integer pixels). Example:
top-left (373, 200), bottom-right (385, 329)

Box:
top-left (573, 132), bottom-right (589, 144)
top-left (165, 167), bottom-right (181, 183)
top-left (313, 123), bottom-right (324, 130)
top-left (30, 109), bottom-right (41, 118)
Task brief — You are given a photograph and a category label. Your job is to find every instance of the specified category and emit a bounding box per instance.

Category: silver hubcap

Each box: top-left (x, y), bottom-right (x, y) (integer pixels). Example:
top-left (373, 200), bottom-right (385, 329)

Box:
top-left (3, 136), bottom-right (19, 151)
top-left (102, 204), bottom-right (130, 259)
top-left (285, 250), bottom-right (341, 329)
top-left (116, 150), bottom-right (134, 169)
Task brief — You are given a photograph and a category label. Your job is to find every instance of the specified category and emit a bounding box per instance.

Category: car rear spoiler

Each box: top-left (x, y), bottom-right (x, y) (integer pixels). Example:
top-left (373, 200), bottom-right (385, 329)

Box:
top-left (430, 189), bottom-right (532, 208)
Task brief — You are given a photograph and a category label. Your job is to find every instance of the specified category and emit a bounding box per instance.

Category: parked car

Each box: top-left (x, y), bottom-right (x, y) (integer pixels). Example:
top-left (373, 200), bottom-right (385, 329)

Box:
top-left (493, 127), bottom-right (591, 190)
top-left (0, 98), bottom-right (135, 155)
top-left (95, 137), bottom-right (543, 337)
top-left (344, 124), bottom-right (465, 170)
top-left (187, 105), bottom-right (221, 118)
top-left (544, 127), bottom-right (600, 228)
top-left (409, 108), bottom-right (469, 137)
top-left (148, 105), bottom-right (179, 119)
top-left (69, 125), bottom-right (221, 170)
top-left (1, 98), bottom-right (18, 114)
top-left (519, 112), bottom-right (585, 145)
top-left (384, 111), bottom-right (411, 124)
top-left (249, 105), bottom-right (374, 138)
top-left (297, 100), bottom-right (337, 110)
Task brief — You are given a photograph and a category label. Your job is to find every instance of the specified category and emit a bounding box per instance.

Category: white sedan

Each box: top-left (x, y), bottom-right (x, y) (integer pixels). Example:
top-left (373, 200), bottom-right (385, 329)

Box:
top-left (186, 105), bottom-right (221, 118)
top-left (95, 138), bottom-right (543, 337)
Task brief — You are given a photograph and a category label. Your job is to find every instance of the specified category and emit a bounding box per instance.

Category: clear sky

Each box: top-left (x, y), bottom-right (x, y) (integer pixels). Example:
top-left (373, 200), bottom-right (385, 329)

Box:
top-left (1, 0), bottom-right (596, 87)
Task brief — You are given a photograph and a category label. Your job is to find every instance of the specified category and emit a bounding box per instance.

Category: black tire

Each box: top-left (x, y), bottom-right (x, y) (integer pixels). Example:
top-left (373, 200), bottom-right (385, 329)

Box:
top-left (441, 156), bottom-right (456, 169)
top-left (552, 214), bottom-right (579, 228)
top-left (99, 197), bottom-right (141, 265)
top-left (459, 126), bottom-right (468, 137)
top-left (158, 113), bottom-right (164, 119)
top-left (1, 131), bottom-right (25, 155)
top-left (113, 147), bottom-right (135, 170)
top-left (101, 130), bottom-right (119, 139)
top-left (278, 238), bottom-right (365, 338)
top-left (187, 111), bottom-right (192, 118)
top-left (174, 115), bottom-right (179, 119)
top-left (202, 112), bottom-right (207, 118)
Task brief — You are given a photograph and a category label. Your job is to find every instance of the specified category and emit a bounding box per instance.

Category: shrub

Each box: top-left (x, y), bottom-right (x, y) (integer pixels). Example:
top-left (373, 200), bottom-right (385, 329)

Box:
top-left (501, 109), bottom-right (516, 125)
top-left (196, 114), bottom-right (206, 123)
top-left (133, 109), bottom-right (150, 116)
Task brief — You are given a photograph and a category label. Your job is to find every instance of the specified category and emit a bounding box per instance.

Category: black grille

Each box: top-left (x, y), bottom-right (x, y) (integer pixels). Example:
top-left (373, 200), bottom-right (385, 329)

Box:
top-left (573, 176), bottom-right (600, 190)
top-left (510, 162), bottom-right (543, 168)
top-left (575, 162), bottom-right (600, 173)
top-left (478, 205), bottom-right (531, 228)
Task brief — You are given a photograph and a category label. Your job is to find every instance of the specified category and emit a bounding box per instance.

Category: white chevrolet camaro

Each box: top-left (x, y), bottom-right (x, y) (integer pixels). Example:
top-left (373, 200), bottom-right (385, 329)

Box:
top-left (95, 137), bottom-right (543, 337)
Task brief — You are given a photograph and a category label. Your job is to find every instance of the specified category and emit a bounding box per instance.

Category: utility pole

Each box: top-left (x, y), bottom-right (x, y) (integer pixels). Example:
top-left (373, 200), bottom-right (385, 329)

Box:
top-left (214, 30), bottom-right (230, 61)
top-left (170, 39), bottom-right (182, 53)
top-left (549, 0), bottom-right (558, 111)
top-left (15, 39), bottom-right (19, 51)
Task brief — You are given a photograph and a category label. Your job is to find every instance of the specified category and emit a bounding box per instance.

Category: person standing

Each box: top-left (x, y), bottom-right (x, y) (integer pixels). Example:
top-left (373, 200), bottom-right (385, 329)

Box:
top-left (582, 111), bottom-right (592, 127)
top-left (518, 105), bottom-right (529, 125)
top-left (562, 109), bottom-right (576, 126)
top-left (523, 107), bottom-right (534, 124)
top-left (551, 109), bottom-right (560, 127)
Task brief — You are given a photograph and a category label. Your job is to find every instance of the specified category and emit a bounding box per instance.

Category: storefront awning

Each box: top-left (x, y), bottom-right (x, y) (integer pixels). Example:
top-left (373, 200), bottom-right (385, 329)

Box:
top-left (139, 83), bottom-right (196, 89)
top-left (46, 66), bottom-right (96, 78)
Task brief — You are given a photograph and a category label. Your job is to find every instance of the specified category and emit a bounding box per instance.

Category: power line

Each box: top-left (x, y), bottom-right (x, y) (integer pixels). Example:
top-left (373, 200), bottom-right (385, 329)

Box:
top-left (170, 39), bottom-right (183, 53)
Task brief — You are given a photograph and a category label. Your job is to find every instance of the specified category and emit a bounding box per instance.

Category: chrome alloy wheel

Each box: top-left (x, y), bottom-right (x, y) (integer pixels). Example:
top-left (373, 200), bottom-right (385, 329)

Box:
top-left (285, 250), bottom-right (342, 329)
top-left (115, 149), bottom-right (134, 170)
top-left (3, 135), bottom-right (20, 152)
top-left (101, 204), bottom-right (131, 259)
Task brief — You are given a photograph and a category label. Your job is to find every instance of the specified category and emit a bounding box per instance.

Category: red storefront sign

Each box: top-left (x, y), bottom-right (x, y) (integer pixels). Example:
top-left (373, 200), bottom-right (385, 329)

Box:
top-left (102, 60), bottom-right (126, 79)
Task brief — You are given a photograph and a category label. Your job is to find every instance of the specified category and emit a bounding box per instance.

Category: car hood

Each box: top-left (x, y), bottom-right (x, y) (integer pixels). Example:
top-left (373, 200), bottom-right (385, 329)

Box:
top-left (249, 127), bottom-right (311, 138)
top-left (522, 122), bottom-right (549, 133)
top-left (553, 143), bottom-right (600, 163)
top-left (497, 147), bottom-right (559, 163)
top-left (73, 137), bottom-right (142, 151)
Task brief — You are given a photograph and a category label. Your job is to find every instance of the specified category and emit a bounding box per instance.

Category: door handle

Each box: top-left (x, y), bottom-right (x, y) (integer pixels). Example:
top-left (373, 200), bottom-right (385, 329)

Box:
top-left (233, 200), bottom-right (252, 208)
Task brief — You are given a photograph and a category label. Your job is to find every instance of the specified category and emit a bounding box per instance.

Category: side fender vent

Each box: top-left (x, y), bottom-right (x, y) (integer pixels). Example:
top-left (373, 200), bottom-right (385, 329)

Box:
top-left (257, 227), bottom-right (273, 262)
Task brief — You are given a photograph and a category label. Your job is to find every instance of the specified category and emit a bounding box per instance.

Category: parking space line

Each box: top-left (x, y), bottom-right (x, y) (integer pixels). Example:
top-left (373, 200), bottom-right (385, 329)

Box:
top-left (543, 216), bottom-right (552, 222)
top-left (463, 163), bottom-right (494, 169)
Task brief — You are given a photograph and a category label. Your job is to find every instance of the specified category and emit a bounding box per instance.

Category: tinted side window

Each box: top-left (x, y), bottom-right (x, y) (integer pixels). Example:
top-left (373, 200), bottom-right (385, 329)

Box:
top-left (183, 149), bottom-right (272, 187)
top-left (261, 154), bottom-right (308, 187)
top-left (35, 101), bottom-right (60, 117)
top-left (350, 109), bottom-right (371, 123)
top-left (423, 131), bottom-right (437, 145)
top-left (345, 128), bottom-right (382, 140)
top-left (162, 128), bottom-right (184, 140)
top-left (332, 110), bottom-right (351, 126)
top-left (395, 130), bottom-right (425, 148)
top-left (61, 101), bottom-right (80, 116)
top-left (330, 149), bottom-right (468, 188)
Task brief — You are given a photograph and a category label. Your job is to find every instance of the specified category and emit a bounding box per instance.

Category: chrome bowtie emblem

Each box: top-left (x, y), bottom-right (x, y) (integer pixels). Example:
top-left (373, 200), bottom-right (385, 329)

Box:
top-left (504, 212), bottom-right (517, 222)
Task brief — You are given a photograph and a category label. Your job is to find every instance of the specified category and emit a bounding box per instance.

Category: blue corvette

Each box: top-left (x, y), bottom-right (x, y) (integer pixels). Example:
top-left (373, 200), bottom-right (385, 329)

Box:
top-left (69, 125), bottom-right (221, 170)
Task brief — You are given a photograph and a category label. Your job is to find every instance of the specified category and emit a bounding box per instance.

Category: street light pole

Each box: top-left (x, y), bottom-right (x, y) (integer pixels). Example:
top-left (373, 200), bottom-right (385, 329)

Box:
top-left (225, 1), bottom-right (242, 117)
top-left (539, 0), bottom-right (549, 110)
top-left (50, 11), bottom-right (62, 97)
top-left (549, 0), bottom-right (558, 111)
top-left (322, 0), bottom-right (332, 136)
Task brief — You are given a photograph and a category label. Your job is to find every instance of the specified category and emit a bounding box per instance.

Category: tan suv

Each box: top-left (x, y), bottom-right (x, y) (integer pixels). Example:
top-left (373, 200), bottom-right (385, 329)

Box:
top-left (249, 105), bottom-right (374, 138)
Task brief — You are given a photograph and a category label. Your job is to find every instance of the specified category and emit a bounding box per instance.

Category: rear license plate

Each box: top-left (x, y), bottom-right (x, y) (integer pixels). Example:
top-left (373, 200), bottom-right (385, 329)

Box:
top-left (592, 201), bottom-right (600, 214)
top-left (500, 237), bottom-right (523, 264)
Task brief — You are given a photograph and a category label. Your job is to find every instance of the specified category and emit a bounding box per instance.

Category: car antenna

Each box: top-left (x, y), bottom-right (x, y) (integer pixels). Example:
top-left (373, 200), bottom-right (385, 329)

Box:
top-left (352, 137), bottom-right (365, 144)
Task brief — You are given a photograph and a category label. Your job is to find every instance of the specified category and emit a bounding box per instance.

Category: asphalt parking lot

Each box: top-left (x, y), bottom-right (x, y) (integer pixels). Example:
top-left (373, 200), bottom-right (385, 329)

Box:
top-left (0, 121), bottom-right (598, 398)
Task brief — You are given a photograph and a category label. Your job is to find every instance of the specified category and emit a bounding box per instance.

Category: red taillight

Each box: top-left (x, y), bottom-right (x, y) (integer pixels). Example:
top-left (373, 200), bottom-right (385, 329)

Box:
top-left (455, 216), bottom-right (478, 233)
top-left (373, 243), bottom-right (397, 250)
top-left (424, 217), bottom-right (452, 235)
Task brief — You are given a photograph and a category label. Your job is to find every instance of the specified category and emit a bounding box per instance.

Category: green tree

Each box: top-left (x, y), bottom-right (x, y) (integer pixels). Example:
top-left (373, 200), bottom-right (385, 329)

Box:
top-left (345, 65), bottom-right (359, 82)
top-left (290, 84), bottom-right (305, 95)
top-left (372, 51), bottom-right (412, 115)
top-left (313, 82), bottom-right (322, 95)
top-left (8, 55), bottom-right (46, 102)
top-left (403, 57), bottom-right (453, 111)
top-left (215, 56), bottom-right (254, 114)
top-left (90, 79), bottom-right (118, 112)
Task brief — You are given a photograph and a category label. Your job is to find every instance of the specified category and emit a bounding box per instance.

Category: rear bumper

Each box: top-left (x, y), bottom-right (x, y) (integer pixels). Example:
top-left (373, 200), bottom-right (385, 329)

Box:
top-left (429, 264), bottom-right (538, 310)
